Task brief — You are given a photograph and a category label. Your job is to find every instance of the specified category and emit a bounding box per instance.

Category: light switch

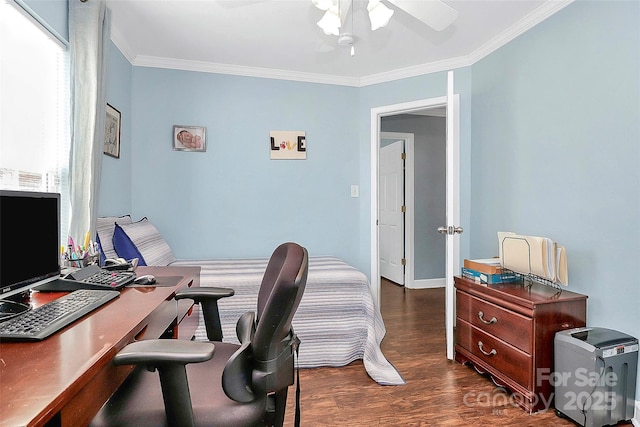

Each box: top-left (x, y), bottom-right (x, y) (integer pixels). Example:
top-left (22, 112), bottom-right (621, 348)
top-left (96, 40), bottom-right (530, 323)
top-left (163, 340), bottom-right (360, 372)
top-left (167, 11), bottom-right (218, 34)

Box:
top-left (350, 185), bottom-right (359, 198)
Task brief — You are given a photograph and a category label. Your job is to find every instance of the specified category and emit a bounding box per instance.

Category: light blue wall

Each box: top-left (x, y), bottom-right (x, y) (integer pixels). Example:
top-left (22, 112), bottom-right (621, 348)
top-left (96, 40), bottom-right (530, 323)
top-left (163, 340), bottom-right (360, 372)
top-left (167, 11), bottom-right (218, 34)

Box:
top-left (127, 68), bottom-right (474, 276)
top-left (471, 0), bottom-right (639, 334)
top-left (129, 68), bottom-right (361, 263)
top-left (470, 0), bottom-right (639, 394)
top-left (101, 42), bottom-right (133, 215)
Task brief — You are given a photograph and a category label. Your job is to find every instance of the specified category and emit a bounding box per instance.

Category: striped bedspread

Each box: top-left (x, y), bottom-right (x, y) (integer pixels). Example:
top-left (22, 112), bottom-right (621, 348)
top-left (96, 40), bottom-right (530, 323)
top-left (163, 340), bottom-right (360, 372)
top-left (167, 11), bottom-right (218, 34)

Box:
top-left (171, 256), bottom-right (405, 385)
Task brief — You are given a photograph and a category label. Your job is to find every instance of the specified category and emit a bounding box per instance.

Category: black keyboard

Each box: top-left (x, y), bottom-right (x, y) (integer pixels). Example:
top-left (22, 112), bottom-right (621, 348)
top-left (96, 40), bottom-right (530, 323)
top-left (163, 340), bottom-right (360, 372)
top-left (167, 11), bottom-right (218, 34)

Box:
top-left (77, 268), bottom-right (137, 289)
top-left (0, 289), bottom-right (119, 341)
top-left (37, 265), bottom-right (137, 292)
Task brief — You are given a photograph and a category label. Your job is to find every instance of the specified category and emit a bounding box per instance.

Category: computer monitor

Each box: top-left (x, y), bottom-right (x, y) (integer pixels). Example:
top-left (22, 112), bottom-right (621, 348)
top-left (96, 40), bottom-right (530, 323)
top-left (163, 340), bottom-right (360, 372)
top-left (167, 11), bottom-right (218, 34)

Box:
top-left (0, 190), bottom-right (61, 319)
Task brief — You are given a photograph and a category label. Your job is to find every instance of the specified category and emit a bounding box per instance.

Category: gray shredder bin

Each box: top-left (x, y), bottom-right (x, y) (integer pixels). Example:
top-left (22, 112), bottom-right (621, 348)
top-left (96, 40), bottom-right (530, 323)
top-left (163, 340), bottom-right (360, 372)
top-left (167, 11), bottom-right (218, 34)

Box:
top-left (554, 327), bottom-right (638, 427)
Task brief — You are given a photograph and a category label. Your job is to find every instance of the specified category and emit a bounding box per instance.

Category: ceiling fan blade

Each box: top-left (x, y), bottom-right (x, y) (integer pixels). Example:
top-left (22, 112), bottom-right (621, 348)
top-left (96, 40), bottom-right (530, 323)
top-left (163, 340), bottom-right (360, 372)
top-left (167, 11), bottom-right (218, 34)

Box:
top-left (386, 0), bottom-right (457, 31)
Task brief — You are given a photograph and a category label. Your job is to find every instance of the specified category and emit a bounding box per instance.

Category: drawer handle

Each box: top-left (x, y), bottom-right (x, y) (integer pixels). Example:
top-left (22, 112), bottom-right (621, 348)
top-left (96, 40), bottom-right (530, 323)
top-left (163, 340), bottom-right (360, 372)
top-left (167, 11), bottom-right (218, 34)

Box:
top-left (478, 311), bottom-right (497, 324)
top-left (478, 341), bottom-right (497, 356)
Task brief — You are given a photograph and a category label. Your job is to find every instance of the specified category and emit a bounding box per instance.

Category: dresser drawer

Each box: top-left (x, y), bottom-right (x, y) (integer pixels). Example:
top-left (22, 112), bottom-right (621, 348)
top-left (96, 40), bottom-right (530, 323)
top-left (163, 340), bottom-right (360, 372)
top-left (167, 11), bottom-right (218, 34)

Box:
top-left (456, 319), bottom-right (532, 388)
top-left (456, 290), bottom-right (533, 353)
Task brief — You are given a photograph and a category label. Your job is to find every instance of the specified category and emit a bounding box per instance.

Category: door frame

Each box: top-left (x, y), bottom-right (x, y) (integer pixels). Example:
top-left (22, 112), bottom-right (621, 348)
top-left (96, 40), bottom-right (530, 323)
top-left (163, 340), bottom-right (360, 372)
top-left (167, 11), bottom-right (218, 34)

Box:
top-left (370, 94), bottom-right (460, 358)
top-left (379, 132), bottom-right (414, 288)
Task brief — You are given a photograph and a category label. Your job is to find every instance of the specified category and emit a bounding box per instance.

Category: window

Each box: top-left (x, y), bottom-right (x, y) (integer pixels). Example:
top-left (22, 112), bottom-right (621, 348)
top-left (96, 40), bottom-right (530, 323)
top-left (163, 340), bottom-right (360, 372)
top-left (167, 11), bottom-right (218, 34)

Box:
top-left (0, 0), bottom-right (70, 246)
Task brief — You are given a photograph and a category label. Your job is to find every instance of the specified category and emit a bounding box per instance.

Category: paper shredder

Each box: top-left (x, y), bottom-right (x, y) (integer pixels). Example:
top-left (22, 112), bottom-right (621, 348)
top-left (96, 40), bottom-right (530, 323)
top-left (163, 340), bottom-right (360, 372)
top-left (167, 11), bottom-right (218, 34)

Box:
top-left (554, 327), bottom-right (638, 427)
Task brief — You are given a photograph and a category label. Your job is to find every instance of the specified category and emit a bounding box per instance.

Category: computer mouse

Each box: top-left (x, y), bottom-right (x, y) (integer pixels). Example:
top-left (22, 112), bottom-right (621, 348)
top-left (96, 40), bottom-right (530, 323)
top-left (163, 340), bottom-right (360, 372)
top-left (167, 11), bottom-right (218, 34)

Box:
top-left (134, 274), bottom-right (156, 285)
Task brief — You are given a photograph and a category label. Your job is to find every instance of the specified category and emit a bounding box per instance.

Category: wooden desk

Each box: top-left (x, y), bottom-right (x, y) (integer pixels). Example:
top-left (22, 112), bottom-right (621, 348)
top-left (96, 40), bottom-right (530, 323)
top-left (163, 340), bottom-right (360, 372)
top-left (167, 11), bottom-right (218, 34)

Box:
top-left (0, 266), bottom-right (200, 427)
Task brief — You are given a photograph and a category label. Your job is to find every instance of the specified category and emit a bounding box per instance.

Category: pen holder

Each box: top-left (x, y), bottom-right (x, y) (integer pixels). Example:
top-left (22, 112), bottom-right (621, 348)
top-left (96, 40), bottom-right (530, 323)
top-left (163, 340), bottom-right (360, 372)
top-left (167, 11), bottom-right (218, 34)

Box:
top-left (65, 254), bottom-right (99, 269)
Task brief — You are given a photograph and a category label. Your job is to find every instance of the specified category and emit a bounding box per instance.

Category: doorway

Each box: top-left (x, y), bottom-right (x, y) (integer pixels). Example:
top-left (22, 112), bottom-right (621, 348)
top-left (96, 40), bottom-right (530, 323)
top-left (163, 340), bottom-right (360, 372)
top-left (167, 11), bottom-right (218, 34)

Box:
top-left (370, 93), bottom-right (461, 359)
top-left (380, 118), bottom-right (447, 290)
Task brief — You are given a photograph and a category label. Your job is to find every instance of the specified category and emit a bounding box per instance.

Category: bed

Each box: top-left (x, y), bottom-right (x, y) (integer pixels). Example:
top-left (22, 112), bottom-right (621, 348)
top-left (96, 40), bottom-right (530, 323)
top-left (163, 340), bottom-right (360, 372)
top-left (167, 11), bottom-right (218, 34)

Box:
top-left (96, 216), bottom-right (405, 386)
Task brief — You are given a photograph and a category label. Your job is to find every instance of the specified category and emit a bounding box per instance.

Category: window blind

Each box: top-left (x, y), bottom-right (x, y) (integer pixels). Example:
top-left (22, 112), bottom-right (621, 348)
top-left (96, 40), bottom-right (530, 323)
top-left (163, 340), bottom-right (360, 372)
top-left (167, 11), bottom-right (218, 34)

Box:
top-left (0, 0), bottom-right (71, 247)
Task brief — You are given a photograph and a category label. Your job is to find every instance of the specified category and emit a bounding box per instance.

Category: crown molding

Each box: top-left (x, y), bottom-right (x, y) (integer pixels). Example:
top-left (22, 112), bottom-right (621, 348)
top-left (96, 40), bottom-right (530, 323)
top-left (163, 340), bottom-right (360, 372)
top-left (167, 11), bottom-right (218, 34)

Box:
top-left (359, 55), bottom-right (474, 87)
top-left (110, 0), bottom-right (574, 87)
top-left (133, 55), bottom-right (361, 86)
top-left (111, 25), bottom-right (359, 85)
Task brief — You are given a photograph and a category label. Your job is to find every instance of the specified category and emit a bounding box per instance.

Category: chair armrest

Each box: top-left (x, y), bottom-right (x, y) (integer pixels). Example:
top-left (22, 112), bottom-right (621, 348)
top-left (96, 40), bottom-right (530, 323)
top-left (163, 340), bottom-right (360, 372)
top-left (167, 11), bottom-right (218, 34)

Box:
top-left (112, 340), bottom-right (215, 426)
top-left (175, 287), bottom-right (234, 301)
top-left (113, 340), bottom-right (215, 366)
top-left (175, 287), bottom-right (235, 341)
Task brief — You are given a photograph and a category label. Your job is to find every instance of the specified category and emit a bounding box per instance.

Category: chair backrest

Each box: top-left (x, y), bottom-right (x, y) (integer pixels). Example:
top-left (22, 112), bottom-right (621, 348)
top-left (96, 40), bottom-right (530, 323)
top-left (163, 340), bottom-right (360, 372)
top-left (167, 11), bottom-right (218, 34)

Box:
top-left (222, 242), bottom-right (308, 401)
top-left (254, 242), bottom-right (308, 360)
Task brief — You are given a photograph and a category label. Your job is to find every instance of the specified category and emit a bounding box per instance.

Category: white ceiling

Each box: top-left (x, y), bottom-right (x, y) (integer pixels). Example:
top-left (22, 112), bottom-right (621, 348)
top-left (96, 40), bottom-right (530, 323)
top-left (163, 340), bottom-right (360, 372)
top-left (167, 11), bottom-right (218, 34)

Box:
top-left (107, 0), bottom-right (573, 86)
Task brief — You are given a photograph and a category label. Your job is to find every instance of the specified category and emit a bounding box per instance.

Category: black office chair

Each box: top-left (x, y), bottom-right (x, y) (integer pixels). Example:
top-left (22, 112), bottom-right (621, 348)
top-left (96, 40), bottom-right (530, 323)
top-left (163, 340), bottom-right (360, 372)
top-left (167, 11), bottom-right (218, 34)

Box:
top-left (91, 242), bottom-right (308, 427)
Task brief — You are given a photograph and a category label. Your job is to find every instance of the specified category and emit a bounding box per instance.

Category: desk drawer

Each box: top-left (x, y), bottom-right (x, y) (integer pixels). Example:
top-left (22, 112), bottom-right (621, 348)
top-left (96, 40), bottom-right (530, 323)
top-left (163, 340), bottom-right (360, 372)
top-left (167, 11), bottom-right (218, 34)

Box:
top-left (456, 319), bottom-right (532, 389)
top-left (456, 291), bottom-right (532, 353)
top-left (177, 304), bottom-right (199, 340)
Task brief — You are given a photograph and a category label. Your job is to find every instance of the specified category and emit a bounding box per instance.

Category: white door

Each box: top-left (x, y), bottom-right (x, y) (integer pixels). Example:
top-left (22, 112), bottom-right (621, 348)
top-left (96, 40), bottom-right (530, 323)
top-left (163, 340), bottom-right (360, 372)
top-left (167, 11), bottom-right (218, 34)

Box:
top-left (442, 71), bottom-right (462, 360)
top-left (379, 140), bottom-right (405, 285)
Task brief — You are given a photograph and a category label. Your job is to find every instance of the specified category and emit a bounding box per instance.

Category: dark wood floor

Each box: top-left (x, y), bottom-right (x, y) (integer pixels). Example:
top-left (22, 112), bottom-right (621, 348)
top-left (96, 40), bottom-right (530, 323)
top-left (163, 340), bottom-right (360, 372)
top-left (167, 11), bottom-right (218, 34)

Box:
top-left (283, 279), bottom-right (584, 426)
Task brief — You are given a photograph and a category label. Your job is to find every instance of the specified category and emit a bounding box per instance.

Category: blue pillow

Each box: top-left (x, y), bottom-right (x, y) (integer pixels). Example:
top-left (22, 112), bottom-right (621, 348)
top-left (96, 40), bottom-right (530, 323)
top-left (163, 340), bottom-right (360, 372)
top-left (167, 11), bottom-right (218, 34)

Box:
top-left (112, 223), bottom-right (147, 266)
top-left (112, 218), bottom-right (176, 266)
top-left (96, 215), bottom-right (133, 264)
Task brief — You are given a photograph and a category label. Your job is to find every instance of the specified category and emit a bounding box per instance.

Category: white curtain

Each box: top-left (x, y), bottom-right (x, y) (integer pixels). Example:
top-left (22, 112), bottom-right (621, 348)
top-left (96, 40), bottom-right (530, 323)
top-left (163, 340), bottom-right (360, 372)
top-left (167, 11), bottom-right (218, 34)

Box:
top-left (68, 0), bottom-right (110, 245)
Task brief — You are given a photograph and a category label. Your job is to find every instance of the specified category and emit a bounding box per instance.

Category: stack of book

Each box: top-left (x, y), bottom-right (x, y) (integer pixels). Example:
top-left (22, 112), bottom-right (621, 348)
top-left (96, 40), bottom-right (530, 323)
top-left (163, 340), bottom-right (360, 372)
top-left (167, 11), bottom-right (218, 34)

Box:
top-left (461, 258), bottom-right (518, 285)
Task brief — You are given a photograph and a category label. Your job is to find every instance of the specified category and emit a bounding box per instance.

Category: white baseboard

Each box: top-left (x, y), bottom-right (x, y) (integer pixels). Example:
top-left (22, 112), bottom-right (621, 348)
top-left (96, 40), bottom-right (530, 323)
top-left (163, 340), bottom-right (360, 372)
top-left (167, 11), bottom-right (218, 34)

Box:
top-left (408, 278), bottom-right (445, 289)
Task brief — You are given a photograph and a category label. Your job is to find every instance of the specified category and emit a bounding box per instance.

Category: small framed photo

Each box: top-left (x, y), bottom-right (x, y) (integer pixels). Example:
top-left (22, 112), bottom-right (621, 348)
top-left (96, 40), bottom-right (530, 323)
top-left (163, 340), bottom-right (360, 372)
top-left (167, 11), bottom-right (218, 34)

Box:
top-left (104, 103), bottom-right (121, 158)
top-left (173, 125), bottom-right (206, 152)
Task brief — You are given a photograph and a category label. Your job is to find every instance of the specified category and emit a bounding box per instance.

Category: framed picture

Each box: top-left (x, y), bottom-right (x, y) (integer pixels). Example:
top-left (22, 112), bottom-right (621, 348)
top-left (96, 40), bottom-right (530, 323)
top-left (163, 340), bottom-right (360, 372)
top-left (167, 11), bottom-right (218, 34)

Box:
top-left (104, 103), bottom-right (121, 158)
top-left (270, 130), bottom-right (306, 159)
top-left (173, 125), bottom-right (206, 152)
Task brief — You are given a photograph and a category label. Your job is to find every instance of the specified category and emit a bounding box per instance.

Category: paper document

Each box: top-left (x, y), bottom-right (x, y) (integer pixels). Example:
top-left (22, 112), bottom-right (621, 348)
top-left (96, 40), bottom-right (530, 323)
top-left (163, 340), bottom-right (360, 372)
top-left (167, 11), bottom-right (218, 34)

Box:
top-left (498, 231), bottom-right (568, 285)
top-left (556, 245), bottom-right (568, 285)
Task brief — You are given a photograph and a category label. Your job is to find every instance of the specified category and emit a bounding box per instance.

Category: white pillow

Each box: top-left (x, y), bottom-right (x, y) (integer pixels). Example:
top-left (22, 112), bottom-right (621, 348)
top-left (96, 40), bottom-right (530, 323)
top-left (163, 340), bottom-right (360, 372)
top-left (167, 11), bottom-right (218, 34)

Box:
top-left (96, 215), bottom-right (132, 262)
top-left (113, 218), bottom-right (176, 266)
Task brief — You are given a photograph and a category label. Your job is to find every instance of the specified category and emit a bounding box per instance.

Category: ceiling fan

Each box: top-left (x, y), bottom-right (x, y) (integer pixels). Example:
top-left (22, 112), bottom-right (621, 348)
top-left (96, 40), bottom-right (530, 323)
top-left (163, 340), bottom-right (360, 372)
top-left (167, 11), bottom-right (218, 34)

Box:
top-left (312, 0), bottom-right (458, 55)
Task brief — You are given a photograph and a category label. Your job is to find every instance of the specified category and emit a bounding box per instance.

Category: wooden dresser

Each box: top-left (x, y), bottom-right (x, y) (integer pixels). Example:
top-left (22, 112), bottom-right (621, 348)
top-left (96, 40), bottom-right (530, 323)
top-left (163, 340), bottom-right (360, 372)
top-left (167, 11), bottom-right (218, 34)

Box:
top-left (454, 276), bottom-right (587, 413)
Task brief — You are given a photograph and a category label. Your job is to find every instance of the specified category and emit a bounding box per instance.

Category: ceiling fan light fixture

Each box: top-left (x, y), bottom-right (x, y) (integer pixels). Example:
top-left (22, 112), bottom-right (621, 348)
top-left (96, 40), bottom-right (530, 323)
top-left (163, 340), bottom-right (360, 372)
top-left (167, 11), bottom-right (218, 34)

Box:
top-left (317, 7), bottom-right (341, 36)
top-left (338, 33), bottom-right (355, 57)
top-left (367, 0), bottom-right (394, 31)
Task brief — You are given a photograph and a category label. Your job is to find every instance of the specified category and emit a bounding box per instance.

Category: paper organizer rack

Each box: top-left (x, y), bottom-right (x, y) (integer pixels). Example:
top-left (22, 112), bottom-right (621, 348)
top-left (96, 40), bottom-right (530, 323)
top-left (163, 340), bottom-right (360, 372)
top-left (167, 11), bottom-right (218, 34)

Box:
top-left (498, 232), bottom-right (568, 288)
